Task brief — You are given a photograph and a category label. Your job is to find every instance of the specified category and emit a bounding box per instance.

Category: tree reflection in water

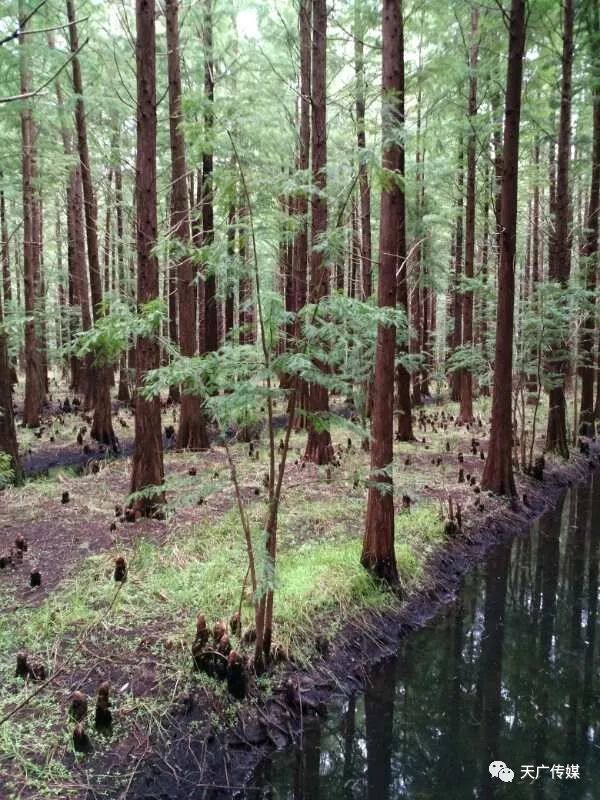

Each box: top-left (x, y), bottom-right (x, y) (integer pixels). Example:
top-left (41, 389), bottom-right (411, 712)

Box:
top-left (253, 474), bottom-right (600, 800)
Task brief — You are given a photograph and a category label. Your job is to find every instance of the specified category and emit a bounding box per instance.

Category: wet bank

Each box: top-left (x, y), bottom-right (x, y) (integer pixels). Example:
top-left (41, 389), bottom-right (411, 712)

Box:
top-left (253, 470), bottom-right (600, 799)
top-left (125, 452), bottom-right (599, 800)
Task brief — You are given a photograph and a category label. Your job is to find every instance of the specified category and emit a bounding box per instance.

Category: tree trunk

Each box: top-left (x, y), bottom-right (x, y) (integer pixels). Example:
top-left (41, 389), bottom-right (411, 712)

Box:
top-left (166, 0), bottom-right (209, 450)
top-left (202, 0), bottom-right (217, 356)
top-left (130, 0), bottom-right (165, 516)
top-left (289, 0), bottom-right (311, 429)
top-left (0, 178), bottom-right (17, 386)
top-left (114, 144), bottom-right (131, 403)
top-left (526, 140), bottom-right (541, 398)
top-left (238, 202), bottom-right (255, 345)
top-left (449, 147), bottom-right (464, 402)
top-left (20, 0), bottom-right (44, 427)
top-left (67, 0), bottom-right (115, 443)
top-left (354, 2), bottom-right (372, 300)
top-left (481, 0), bottom-right (527, 496)
top-left (0, 313), bottom-right (20, 481)
top-left (361, 0), bottom-right (402, 585)
top-left (545, 0), bottom-right (574, 458)
top-left (459, 7), bottom-right (479, 424)
top-left (304, 0), bottom-right (333, 464)
top-left (50, 30), bottom-right (87, 395)
top-left (0, 221), bottom-right (19, 479)
top-left (579, 19), bottom-right (600, 435)
top-left (394, 1), bottom-right (414, 442)
top-left (410, 259), bottom-right (422, 406)
top-left (478, 158), bottom-right (491, 397)
top-left (225, 203), bottom-right (235, 339)
top-left (71, 165), bottom-right (92, 397)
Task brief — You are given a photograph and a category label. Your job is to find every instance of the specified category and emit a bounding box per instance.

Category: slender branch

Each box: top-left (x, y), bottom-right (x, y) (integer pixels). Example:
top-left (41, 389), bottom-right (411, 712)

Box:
top-left (0, 0), bottom-right (47, 46)
top-left (21, 17), bottom-right (89, 37)
top-left (223, 439), bottom-right (258, 595)
top-left (0, 37), bottom-right (90, 104)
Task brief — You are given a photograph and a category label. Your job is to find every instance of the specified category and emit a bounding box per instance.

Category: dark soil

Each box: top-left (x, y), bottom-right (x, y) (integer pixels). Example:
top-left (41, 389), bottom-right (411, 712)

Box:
top-left (3, 391), bottom-right (597, 800)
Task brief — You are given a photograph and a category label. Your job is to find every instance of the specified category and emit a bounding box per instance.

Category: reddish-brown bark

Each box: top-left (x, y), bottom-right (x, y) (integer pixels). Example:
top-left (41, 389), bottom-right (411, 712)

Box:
top-left (130, 0), bottom-right (165, 515)
top-left (202, 0), bottom-right (217, 356)
top-left (225, 204), bottom-right (236, 340)
top-left (0, 306), bottom-right (19, 480)
top-left (448, 148), bottom-right (464, 403)
top-left (304, 0), bottom-right (333, 464)
top-left (545, 0), bottom-right (574, 458)
top-left (67, 0), bottom-right (115, 443)
top-left (354, 7), bottom-right (372, 300)
top-left (361, 0), bottom-right (402, 585)
top-left (459, 7), bottom-right (479, 424)
top-left (289, 0), bottom-right (311, 429)
top-left (481, 0), bottom-right (527, 496)
top-left (166, 0), bottom-right (209, 450)
top-left (0, 178), bottom-right (16, 386)
top-left (20, 0), bottom-right (44, 427)
top-left (114, 151), bottom-right (131, 403)
top-left (394, 1), bottom-right (414, 442)
top-left (579, 11), bottom-right (599, 434)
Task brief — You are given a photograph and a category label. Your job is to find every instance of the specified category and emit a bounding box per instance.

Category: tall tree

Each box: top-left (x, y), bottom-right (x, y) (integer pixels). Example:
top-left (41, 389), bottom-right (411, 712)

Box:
top-left (67, 0), bottom-right (115, 445)
top-left (166, 0), bottom-right (209, 450)
top-left (20, 0), bottom-right (44, 427)
top-left (130, 0), bottom-right (165, 516)
top-left (394, 0), bottom-right (414, 442)
top-left (361, 0), bottom-right (402, 585)
top-left (0, 178), bottom-right (16, 387)
top-left (481, 0), bottom-right (527, 496)
top-left (579, 0), bottom-right (600, 435)
top-left (289, 0), bottom-right (311, 428)
top-left (545, 0), bottom-right (574, 458)
top-left (459, 6), bottom-right (479, 424)
top-left (354, 1), bottom-right (372, 300)
top-left (0, 266), bottom-right (19, 479)
top-left (304, 0), bottom-right (333, 464)
top-left (202, 0), bottom-right (218, 356)
top-left (49, 30), bottom-right (89, 397)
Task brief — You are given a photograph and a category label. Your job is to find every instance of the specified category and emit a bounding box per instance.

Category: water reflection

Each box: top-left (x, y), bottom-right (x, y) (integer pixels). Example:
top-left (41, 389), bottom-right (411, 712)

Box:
top-left (253, 473), bottom-right (600, 799)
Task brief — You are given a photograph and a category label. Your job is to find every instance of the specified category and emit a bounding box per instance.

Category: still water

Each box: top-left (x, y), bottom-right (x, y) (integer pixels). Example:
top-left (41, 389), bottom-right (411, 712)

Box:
top-left (252, 474), bottom-right (600, 799)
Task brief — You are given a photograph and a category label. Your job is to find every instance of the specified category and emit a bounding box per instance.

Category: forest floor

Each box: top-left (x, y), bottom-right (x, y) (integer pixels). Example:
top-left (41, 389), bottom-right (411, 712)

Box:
top-left (0, 377), bottom-right (596, 799)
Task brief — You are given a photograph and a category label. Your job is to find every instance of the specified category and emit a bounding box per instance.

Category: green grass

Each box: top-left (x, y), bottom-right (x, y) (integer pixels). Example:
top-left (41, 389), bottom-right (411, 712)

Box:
top-left (0, 415), bottom-right (455, 799)
top-left (0, 501), bottom-right (445, 797)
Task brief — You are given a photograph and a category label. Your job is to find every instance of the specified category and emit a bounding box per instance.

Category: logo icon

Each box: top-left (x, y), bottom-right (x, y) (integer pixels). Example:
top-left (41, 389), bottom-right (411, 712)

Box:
top-left (489, 761), bottom-right (515, 783)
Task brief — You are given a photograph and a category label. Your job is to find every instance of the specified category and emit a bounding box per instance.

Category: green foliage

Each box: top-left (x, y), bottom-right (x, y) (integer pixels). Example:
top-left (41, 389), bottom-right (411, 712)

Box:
top-left (71, 298), bottom-right (165, 366)
top-left (0, 452), bottom-right (15, 488)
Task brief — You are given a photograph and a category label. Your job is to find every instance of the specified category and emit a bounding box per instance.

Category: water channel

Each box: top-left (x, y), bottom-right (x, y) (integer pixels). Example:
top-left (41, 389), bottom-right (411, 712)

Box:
top-left (251, 474), bottom-right (600, 799)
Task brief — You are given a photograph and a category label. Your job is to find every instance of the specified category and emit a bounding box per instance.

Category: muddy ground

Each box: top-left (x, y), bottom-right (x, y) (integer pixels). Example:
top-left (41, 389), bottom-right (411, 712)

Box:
top-left (1, 385), bottom-right (596, 800)
top-left (126, 449), bottom-right (598, 800)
